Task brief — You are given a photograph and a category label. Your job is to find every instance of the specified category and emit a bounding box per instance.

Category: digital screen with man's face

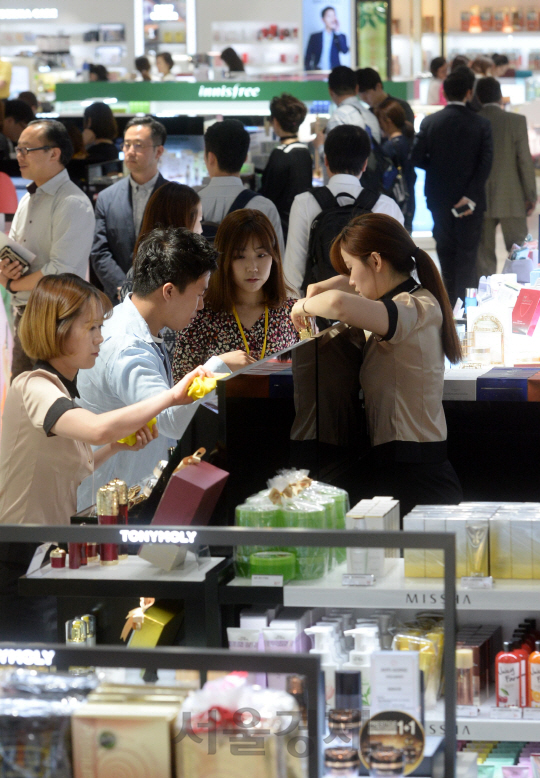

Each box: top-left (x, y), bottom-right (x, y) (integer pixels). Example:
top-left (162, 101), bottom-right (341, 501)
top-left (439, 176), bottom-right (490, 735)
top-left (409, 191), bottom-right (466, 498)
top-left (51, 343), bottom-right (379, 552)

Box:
top-left (303, 1), bottom-right (350, 70)
top-left (323, 8), bottom-right (338, 29)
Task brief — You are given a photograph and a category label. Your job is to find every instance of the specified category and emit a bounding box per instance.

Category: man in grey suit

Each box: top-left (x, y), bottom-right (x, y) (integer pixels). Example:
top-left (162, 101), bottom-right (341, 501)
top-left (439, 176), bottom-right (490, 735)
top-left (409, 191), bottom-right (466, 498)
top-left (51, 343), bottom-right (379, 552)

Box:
top-left (91, 115), bottom-right (167, 301)
top-left (476, 77), bottom-right (537, 279)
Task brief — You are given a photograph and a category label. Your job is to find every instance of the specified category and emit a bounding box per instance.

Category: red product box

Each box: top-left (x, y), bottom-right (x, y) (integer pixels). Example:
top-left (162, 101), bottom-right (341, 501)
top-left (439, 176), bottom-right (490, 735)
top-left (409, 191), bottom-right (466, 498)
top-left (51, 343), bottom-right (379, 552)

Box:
top-left (512, 288), bottom-right (540, 336)
top-left (527, 372), bottom-right (540, 401)
top-left (152, 461), bottom-right (229, 526)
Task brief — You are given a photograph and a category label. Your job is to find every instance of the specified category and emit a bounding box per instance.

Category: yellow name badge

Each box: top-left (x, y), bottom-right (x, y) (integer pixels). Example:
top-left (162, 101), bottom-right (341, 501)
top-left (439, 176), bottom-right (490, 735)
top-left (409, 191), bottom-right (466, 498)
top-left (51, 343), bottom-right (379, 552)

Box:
top-left (117, 417), bottom-right (157, 446)
top-left (187, 374), bottom-right (229, 400)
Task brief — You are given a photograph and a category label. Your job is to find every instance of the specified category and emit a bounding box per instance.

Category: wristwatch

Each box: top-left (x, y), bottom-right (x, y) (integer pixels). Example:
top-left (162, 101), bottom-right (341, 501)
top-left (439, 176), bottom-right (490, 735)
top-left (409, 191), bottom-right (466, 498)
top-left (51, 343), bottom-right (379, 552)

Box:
top-left (5, 279), bottom-right (14, 294)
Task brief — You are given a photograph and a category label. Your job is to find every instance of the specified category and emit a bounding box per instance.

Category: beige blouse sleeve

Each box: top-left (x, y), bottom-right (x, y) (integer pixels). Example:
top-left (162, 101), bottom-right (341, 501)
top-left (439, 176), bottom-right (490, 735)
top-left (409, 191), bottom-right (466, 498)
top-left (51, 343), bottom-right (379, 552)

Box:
top-left (20, 373), bottom-right (74, 436)
top-left (386, 291), bottom-right (442, 346)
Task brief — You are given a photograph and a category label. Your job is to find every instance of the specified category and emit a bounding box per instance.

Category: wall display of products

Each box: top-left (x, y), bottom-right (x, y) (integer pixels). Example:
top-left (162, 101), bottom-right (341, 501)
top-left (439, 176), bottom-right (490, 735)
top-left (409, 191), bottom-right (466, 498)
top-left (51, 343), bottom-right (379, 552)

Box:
top-left (211, 21), bottom-right (300, 74)
top-left (143, 0), bottom-right (187, 53)
top-left (302, 0), bottom-right (352, 70)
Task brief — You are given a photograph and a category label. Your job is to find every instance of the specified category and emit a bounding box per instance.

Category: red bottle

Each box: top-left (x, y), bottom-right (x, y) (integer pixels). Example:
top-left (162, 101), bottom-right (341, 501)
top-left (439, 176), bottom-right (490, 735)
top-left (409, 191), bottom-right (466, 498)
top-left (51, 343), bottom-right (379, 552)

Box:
top-left (511, 640), bottom-right (528, 707)
top-left (496, 641), bottom-right (521, 707)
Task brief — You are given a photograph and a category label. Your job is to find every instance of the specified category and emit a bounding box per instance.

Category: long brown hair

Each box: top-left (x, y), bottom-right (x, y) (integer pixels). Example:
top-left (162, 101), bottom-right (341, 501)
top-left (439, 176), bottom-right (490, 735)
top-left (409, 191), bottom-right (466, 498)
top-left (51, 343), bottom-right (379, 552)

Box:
top-left (133, 182), bottom-right (200, 257)
top-left (375, 99), bottom-right (414, 141)
top-left (204, 209), bottom-right (289, 313)
top-left (330, 213), bottom-right (462, 363)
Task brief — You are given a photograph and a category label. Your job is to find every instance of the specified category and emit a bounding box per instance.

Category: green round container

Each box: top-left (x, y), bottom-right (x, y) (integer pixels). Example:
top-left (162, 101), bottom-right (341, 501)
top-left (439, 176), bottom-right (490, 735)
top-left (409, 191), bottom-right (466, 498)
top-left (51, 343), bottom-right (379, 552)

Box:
top-left (249, 551), bottom-right (296, 581)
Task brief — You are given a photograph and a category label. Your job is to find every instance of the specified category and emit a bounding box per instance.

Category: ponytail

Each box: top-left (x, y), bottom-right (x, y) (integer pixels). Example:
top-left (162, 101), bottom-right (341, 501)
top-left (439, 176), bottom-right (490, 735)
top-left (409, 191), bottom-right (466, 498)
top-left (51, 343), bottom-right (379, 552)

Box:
top-left (402, 120), bottom-right (415, 141)
top-left (413, 248), bottom-right (462, 363)
top-left (330, 212), bottom-right (462, 364)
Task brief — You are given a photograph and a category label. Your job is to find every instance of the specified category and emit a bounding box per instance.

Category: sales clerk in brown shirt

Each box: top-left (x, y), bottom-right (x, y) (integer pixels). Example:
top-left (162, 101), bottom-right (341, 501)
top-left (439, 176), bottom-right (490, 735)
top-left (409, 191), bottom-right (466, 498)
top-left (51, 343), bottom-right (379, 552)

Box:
top-left (291, 213), bottom-right (463, 516)
top-left (0, 273), bottom-right (212, 640)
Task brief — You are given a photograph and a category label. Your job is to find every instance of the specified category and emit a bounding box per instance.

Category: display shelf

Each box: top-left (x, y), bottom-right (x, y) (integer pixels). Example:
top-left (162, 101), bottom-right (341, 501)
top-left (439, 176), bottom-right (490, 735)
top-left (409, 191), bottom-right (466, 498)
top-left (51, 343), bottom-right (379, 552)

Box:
top-left (426, 696), bottom-right (540, 741)
top-left (225, 559), bottom-right (540, 610)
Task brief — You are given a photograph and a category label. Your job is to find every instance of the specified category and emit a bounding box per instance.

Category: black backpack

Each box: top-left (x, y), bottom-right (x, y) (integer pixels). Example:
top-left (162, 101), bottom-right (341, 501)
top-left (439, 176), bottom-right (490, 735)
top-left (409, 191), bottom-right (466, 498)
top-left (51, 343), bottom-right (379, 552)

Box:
top-left (201, 188), bottom-right (258, 242)
top-left (302, 186), bottom-right (379, 290)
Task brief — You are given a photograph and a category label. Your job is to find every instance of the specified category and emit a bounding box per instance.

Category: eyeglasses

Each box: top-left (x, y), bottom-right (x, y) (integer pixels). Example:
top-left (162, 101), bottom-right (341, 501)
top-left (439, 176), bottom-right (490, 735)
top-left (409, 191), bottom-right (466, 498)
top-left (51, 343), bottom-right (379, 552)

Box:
top-left (14, 145), bottom-right (56, 157)
top-left (122, 142), bottom-right (158, 152)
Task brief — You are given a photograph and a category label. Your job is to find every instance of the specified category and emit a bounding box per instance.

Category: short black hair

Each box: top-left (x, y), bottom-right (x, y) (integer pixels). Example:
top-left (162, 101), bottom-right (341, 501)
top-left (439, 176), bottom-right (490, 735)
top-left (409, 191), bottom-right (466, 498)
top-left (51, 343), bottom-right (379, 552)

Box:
top-left (89, 64), bottom-right (109, 81)
top-left (321, 5), bottom-right (335, 17)
top-left (204, 119), bottom-right (250, 174)
top-left (132, 227), bottom-right (218, 297)
top-left (476, 76), bottom-right (503, 104)
top-left (443, 67), bottom-right (475, 101)
top-left (430, 56), bottom-right (446, 77)
top-left (135, 56), bottom-right (151, 72)
top-left (28, 119), bottom-right (73, 166)
top-left (5, 99), bottom-right (34, 126)
top-left (328, 66), bottom-right (357, 96)
top-left (356, 67), bottom-right (382, 92)
top-left (270, 93), bottom-right (307, 134)
top-left (16, 92), bottom-right (38, 109)
top-left (324, 124), bottom-right (371, 176)
top-left (157, 51), bottom-right (174, 69)
top-left (83, 102), bottom-right (117, 141)
top-left (125, 115), bottom-right (167, 147)
top-left (450, 55), bottom-right (469, 72)
top-left (492, 53), bottom-right (509, 68)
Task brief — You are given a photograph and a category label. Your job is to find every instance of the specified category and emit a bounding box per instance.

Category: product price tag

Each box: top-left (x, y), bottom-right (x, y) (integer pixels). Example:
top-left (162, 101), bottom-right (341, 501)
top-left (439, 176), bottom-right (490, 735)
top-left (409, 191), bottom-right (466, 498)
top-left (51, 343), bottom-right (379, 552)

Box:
top-left (342, 574), bottom-right (375, 587)
top-left (490, 707), bottom-right (523, 720)
top-left (461, 576), bottom-right (493, 589)
top-left (26, 543), bottom-right (54, 577)
top-left (251, 574), bottom-right (283, 587)
top-left (457, 705), bottom-right (479, 718)
top-left (524, 708), bottom-right (540, 720)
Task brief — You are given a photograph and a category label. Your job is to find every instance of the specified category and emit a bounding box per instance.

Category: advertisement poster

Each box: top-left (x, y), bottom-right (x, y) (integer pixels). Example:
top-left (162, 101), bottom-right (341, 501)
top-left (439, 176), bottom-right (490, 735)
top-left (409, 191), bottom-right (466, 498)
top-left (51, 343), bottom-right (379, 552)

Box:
top-left (357, 0), bottom-right (389, 79)
top-left (303, 0), bottom-right (352, 71)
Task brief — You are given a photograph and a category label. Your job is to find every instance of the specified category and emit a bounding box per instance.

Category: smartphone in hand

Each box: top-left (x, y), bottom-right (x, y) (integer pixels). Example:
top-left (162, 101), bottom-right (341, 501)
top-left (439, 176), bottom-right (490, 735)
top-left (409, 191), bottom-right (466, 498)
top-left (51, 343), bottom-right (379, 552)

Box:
top-left (452, 203), bottom-right (471, 218)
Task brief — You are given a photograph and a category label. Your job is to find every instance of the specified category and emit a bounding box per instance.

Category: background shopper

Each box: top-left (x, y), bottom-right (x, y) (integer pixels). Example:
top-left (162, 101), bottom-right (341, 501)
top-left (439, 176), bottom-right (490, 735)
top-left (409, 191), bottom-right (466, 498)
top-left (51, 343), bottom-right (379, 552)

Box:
top-left (412, 68), bottom-right (493, 304)
top-left (173, 209), bottom-right (298, 380)
top-left (291, 212), bottom-right (463, 516)
top-left (156, 52), bottom-right (175, 81)
top-left (91, 115), bottom-right (167, 301)
top-left (259, 93), bottom-right (313, 239)
top-left (375, 99), bottom-right (416, 233)
top-left (285, 124), bottom-right (403, 296)
top-left (0, 99), bottom-right (34, 161)
top-left (199, 119), bottom-right (284, 252)
top-left (0, 119), bottom-right (94, 379)
top-left (325, 66), bottom-right (381, 142)
top-left (427, 56), bottom-right (448, 104)
top-left (81, 101), bottom-right (119, 163)
top-left (475, 77), bottom-right (537, 279)
top-left (356, 67), bottom-right (415, 123)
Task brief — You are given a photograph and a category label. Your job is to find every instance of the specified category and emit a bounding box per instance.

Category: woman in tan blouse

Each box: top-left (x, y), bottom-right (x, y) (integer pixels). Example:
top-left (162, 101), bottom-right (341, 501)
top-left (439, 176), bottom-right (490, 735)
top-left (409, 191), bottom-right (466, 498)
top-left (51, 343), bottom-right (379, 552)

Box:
top-left (291, 213), bottom-right (463, 516)
top-left (0, 273), bottom-right (211, 527)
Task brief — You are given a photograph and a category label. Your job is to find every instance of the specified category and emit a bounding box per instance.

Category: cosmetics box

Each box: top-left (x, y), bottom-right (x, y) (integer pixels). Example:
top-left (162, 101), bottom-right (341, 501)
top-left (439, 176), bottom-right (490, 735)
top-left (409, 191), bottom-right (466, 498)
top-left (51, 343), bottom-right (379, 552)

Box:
top-left (489, 514), bottom-right (512, 579)
top-left (152, 460), bottom-right (228, 526)
top-left (138, 543), bottom-right (188, 572)
top-left (403, 515), bottom-right (425, 577)
top-left (443, 368), bottom-right (490, 401)
top-left (72, 703), bottom-right (179, 778)
top-left (513, 289), bottom-right (540, 336)
top-left (128, 602), bottom-right (183, 648)
top-left (477, 368), bottom-right (540, 402)
top-left (511, 516), bottom-right (533, 579)
top-left (527, 372), bottom-right (540, 401)
top-left (445, 516), bottom-right (468, 578)
top-left (423, 517), bottom-right (446, 578)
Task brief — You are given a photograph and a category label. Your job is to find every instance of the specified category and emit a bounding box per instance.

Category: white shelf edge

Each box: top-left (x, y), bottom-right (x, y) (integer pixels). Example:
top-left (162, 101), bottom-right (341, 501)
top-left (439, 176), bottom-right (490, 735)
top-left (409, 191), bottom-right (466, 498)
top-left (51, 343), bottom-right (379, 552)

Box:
top-left (426, 694), bottom-right (540, 740)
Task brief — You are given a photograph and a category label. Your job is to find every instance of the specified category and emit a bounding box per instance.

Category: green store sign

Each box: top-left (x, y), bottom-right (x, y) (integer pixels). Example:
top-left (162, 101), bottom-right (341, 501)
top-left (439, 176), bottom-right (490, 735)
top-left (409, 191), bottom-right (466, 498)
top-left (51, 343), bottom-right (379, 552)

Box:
top-left (55, 79), bottom-right (413, 105)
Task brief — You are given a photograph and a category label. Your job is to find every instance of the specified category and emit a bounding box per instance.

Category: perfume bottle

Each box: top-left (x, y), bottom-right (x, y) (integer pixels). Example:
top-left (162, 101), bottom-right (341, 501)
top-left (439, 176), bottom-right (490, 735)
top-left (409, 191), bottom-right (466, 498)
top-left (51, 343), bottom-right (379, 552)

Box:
top-left (110, 478), bottom-right (129, 560)
top-left (456, 648), bottom-right (474, 706)
top-left (97, 484), bottom-right (119, 566)
top-left (496, 641), bottom-right (520, 707)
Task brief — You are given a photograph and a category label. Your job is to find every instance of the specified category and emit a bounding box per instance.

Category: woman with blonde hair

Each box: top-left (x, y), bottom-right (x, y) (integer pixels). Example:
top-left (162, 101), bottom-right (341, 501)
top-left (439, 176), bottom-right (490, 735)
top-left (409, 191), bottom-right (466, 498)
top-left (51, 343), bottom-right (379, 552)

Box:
top-left (0, 273), bottom-right (209, 526)
top-left (291, 212), bottom-right (463, 515)
top-left (173, 209), bottom-right (299, 380)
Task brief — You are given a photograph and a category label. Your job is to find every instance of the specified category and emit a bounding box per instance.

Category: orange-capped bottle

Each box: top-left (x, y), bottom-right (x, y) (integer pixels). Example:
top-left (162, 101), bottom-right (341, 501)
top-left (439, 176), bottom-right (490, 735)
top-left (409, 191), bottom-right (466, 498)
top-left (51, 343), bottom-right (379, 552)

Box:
top-left (529, 640), bottom-right (540, 708)
top-left (496, 641), bottom-right (520, 707)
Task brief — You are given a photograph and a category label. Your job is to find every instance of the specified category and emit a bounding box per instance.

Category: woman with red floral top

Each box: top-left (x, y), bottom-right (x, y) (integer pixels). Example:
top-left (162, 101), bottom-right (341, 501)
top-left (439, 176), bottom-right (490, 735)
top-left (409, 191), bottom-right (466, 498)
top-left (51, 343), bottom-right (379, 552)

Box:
top-left (172, 209), bottom-right (299, 381)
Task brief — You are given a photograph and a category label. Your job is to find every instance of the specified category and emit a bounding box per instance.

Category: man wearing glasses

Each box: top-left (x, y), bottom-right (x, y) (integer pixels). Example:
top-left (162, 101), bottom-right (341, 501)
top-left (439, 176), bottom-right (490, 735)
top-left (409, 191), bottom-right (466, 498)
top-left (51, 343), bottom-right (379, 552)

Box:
top-left (91, 115), bottom-right (167, 302)
top-left (0, 119), bottom-right (94, 378)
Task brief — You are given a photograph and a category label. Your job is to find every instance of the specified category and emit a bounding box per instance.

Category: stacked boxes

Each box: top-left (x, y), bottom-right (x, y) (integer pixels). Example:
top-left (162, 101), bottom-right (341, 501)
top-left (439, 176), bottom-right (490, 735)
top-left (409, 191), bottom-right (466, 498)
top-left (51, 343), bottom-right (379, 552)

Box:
top-left (404, 502), bottom-right (540, 580)
top-left (346, 497), bottom-right (400, 577)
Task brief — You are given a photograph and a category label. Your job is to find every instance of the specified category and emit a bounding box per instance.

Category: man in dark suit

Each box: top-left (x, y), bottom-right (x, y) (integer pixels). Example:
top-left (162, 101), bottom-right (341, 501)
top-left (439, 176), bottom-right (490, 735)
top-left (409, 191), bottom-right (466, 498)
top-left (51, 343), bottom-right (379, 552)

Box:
top-left (91, 115), bottom-right (167, 301)
top-left (412, 68), bottom-right (493, 304)
top-left (476, 77), bottom-right (537, 279)
top-left (305, 6), bottom-right (349, 71)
